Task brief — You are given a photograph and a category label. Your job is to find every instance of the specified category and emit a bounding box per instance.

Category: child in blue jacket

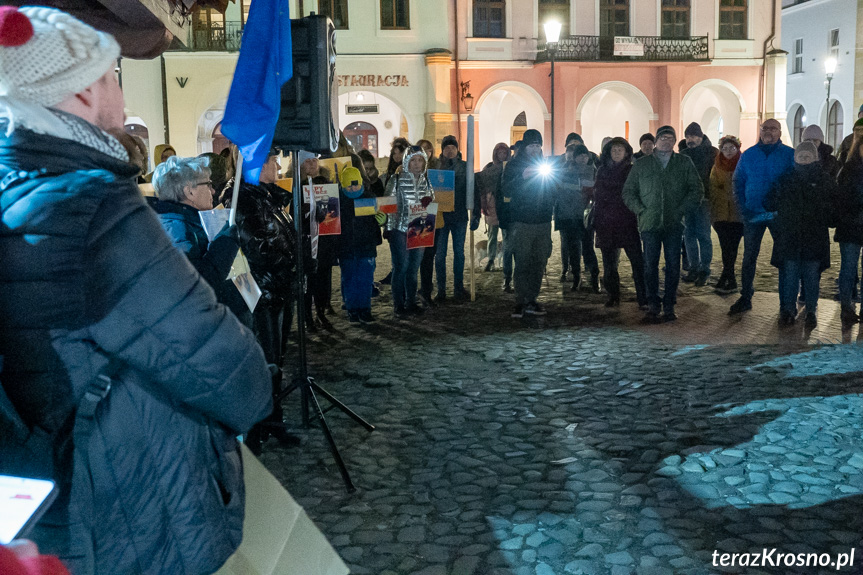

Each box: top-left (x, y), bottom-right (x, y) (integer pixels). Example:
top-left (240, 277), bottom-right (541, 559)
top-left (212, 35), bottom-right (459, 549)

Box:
top-left (338, 167), bottom-right (384, 323)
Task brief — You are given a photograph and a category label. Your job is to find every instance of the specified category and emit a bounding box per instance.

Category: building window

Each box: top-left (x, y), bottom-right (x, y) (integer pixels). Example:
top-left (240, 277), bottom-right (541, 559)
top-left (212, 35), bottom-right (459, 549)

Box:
top-left (661, 0), bottom-right (690, 39)
top-left (829, 28), bottom-right (839, 60)
top-left (792, 106), bottom-right (806, 146)
top-left (792, 38), bottom-right (803, 74)
top-left (600, 0), bottom-right (629, 37)
top-left (539, 0), bottom-right (569, 37)
top-left (473, 0), bottom-right (505, 38)
top-left (827, 100), bottom-right (844, 148)
top-left (719, 0), bottom-right (746, 40)
top-left (191, 8), bottom-right (227, 51)
top-left (381, 0), bottom-right (409, 29)
top-left (318, 0), bottom-right (348, 29)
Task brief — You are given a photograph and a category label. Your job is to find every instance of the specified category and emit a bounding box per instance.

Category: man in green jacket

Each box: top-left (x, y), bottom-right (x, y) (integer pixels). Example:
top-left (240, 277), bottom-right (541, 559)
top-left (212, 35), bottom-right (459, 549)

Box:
top-left (622, 125), bottom-right (704, 323)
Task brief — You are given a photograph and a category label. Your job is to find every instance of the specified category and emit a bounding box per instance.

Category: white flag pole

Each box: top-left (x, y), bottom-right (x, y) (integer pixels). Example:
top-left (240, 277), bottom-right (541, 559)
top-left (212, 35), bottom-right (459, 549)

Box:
top-left (229, 155), bottom-right (244, 226)
top-left (466, 114), bottom-right (476, 301)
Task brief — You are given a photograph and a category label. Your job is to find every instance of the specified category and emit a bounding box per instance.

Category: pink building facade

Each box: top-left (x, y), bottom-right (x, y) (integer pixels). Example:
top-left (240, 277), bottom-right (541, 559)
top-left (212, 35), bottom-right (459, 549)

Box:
top-left (446, 0), bottom-right (786, 167)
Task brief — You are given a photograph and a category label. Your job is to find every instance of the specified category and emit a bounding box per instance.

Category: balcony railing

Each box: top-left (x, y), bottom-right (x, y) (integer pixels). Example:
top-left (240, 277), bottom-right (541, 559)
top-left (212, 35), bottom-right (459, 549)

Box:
top-left (537, 35), bottom-right (709, 62)
top-left (186, 21), bottom-right (244, 52)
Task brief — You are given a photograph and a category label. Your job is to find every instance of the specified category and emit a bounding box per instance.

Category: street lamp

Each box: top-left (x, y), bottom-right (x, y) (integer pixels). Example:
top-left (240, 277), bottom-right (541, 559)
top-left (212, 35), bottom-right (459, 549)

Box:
top-left (544, 20), bottom-right (561, 155)
top-left (824, 57), bottom-right (836, 141)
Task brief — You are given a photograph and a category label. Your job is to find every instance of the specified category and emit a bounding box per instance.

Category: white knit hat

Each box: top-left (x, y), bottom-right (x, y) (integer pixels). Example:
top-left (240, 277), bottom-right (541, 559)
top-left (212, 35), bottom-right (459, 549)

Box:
top-left (801, 124), bottom-right (824, 142)
top-left (0, 6), bottom-right (120, 107)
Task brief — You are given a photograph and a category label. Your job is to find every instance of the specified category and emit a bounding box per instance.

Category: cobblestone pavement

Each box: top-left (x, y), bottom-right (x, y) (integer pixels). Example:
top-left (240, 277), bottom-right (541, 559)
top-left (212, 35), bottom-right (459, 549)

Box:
top-left (260, 230), bottom-right (863, 575)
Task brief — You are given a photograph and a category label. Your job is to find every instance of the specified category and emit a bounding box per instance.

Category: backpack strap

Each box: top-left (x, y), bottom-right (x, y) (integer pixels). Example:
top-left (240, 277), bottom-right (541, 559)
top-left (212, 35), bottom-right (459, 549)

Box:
top-left (71, 355), bottom-right (124, 573)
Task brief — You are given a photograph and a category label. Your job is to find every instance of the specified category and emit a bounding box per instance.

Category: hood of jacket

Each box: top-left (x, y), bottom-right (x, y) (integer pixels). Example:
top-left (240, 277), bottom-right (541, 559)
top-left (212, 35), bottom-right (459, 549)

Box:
top-left (402, 146), bottom-right (428, 174)
top-left (492, 142), bottom-right (511, 164)
top-left (0, 123), bottom-right (139, 182)
top-left (154, 144), bottom-right (177, 167)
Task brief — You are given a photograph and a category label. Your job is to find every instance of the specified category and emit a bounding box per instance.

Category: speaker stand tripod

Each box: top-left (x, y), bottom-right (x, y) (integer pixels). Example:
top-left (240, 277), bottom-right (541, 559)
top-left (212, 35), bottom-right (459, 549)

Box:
top-left (275, 148), bottom-right (375, 493)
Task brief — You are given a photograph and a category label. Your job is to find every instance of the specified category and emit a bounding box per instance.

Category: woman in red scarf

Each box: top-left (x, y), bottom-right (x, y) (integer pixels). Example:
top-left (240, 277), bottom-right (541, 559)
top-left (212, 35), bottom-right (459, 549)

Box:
top-left (708, 136), bottom-right (743, 294)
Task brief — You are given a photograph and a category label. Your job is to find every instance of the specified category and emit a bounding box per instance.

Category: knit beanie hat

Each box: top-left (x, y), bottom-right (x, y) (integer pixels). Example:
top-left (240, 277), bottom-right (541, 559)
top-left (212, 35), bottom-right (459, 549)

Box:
top-left (522, 129), bottom-right (543, 147)
top-left (794, 140), bottom-right (819, 162)
top-left (0, 7), bottom-right (120, 107)
top-left (684, 122), bottom-right (704, 138)
top-left (639, 133), bottom-right (655, 144)
top-left (441, 135), bottom-right (459, 150)
top-left (565, 132), bottom-right (583, 146)
top-left (340, 166), bottom-right (362, 188)
top-left (566, 143), bottom-right (589, 158)
top-left (801, 125), bottom-right (824, 142)
top-left (656, 125), bottom-right (676, 140)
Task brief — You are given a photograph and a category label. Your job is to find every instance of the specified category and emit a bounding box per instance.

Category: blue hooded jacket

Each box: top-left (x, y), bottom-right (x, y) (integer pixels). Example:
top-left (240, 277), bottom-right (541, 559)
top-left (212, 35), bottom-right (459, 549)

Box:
top-left (732, 139), bottom-right (795, 223)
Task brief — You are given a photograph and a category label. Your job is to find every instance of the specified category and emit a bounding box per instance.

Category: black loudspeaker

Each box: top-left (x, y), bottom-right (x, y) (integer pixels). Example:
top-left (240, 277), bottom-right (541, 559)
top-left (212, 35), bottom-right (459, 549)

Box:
top-left (273, 15), bottom-right (339, 153)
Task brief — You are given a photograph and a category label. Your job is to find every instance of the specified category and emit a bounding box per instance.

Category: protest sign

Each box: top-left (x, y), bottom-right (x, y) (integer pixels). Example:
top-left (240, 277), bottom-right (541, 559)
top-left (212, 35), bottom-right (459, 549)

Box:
top-left (406, 202), bottom-right (437, 250)
top-left (304, 183), bottom-right (340, 236)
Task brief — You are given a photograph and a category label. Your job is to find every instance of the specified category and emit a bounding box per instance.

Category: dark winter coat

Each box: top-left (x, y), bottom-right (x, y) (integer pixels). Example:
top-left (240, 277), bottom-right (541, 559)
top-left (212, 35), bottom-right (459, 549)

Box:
top-left (833, 155), bottom-right (863, 245)
top-left (763, 163), bottom-right (837, 270)
top-left (622, 152), bottom-right (703, 233)
top-left (553, 161), bottom-right (594, 228)
top-left (0, 125), bottom-right (271, 575)
top-left (223, 179), bottom-right (296, 307)
top-left (502, 152), bottom-right (554, 225)
top-left (681, 136), bottom-right (718, 200)
top-left (150, 199), bottom-right (252, 326)
top-left (817, 142), bottom-right (841, 180)
top-left (338, 188), bottom-right (383, 260)
top-left (594, 159), bottom-right (641, 250)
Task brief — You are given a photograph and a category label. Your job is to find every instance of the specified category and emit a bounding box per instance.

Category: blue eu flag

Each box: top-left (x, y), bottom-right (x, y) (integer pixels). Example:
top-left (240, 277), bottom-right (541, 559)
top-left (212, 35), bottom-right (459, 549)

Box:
top-left (221, 0), bottom-right (292, 185)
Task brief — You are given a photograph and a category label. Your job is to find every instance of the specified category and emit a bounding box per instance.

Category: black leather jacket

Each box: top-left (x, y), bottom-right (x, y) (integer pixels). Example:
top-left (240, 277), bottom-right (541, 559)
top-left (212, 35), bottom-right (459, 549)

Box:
top-left (223, 179), bottom-right (296, 306)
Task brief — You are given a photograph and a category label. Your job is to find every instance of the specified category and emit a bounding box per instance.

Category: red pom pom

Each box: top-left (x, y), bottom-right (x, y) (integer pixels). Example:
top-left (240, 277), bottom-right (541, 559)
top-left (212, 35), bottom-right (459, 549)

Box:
top-left (0, 7), bottom-right (34, 47)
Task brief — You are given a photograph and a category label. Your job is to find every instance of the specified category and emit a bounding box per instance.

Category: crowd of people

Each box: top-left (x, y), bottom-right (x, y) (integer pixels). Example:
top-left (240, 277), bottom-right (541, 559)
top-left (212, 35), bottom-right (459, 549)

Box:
top-left (366, 111), bottom-right (863, 327)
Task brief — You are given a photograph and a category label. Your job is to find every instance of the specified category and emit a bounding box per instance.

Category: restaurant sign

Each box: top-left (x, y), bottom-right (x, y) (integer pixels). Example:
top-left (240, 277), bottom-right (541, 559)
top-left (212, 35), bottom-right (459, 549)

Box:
top-left (338, 75), bottom-right (410, 88)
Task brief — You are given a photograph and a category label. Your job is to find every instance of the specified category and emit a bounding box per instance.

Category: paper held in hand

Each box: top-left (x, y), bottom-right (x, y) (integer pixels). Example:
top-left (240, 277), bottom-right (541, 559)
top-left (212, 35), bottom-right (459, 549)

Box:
top-left (199, 208), bottom-right (262, 312)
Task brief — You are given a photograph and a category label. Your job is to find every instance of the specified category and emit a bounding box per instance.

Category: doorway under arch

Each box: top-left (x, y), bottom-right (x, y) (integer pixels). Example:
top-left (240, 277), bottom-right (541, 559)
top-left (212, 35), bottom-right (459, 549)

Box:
top-left (681, 80), bottom-right (744, 146)
top-left (344, 121), bottom-right (379, 157)
top-left (475, 82), bottom-right (547, 166)
top-left (576, 82), bottom-right (654, 153)
top-left (338, 91), bottom-right (409, 157)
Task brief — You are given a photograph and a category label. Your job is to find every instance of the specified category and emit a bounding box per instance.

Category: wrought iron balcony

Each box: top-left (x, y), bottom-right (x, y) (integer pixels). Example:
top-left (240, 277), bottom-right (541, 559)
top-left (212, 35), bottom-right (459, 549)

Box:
top-left (537, 35), bottom-right (709, 62)
top-left (185, 20), bottom-right (244, 52)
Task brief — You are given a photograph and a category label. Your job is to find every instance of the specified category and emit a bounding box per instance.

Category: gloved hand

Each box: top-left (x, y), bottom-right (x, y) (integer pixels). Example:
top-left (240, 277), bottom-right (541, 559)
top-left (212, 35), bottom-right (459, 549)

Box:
top-left (215, 222), bottom-right (239, 243)
top-left (420, 196), bottom-right (432, 208)
top-left (470, 217), bottom-right (480, 231)
top-left (375, 211), bottom-right (387, 226)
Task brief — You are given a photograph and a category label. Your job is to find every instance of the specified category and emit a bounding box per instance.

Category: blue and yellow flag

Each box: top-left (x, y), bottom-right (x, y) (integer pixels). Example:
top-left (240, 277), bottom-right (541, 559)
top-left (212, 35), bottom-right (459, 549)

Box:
top-left (353, 198), bottom-right (377, 216)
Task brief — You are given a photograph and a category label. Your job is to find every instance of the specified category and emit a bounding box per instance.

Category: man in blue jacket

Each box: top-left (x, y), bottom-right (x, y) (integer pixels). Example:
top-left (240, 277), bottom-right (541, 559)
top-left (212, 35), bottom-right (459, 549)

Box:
top-left (0, 8), bottom-right (271, 574)
top-left (729, 119), bottom-right (795, 314)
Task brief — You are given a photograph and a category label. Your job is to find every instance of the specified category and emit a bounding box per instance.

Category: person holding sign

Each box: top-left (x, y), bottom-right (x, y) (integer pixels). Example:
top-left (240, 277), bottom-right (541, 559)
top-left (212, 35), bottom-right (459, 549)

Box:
top-left (384, 145), bottom-right (435, 317)
top-left (150, 156), bottom-right (252, 327)
top-left (338, 167), bottom-right (383, 324)
top-left (433, 135), bottom-right (481, 303)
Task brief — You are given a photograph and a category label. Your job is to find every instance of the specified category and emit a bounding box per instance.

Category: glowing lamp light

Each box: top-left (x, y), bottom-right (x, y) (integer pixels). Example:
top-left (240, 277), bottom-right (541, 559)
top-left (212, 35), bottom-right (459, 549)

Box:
top-left (539, 162), bottom-right (552, 177)
top-left (544, 20), bottom-right (561, 44)
top-left (356, 92), bottom-right (365, 101)
top-left (825, 57), bottom-right (837, 76)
